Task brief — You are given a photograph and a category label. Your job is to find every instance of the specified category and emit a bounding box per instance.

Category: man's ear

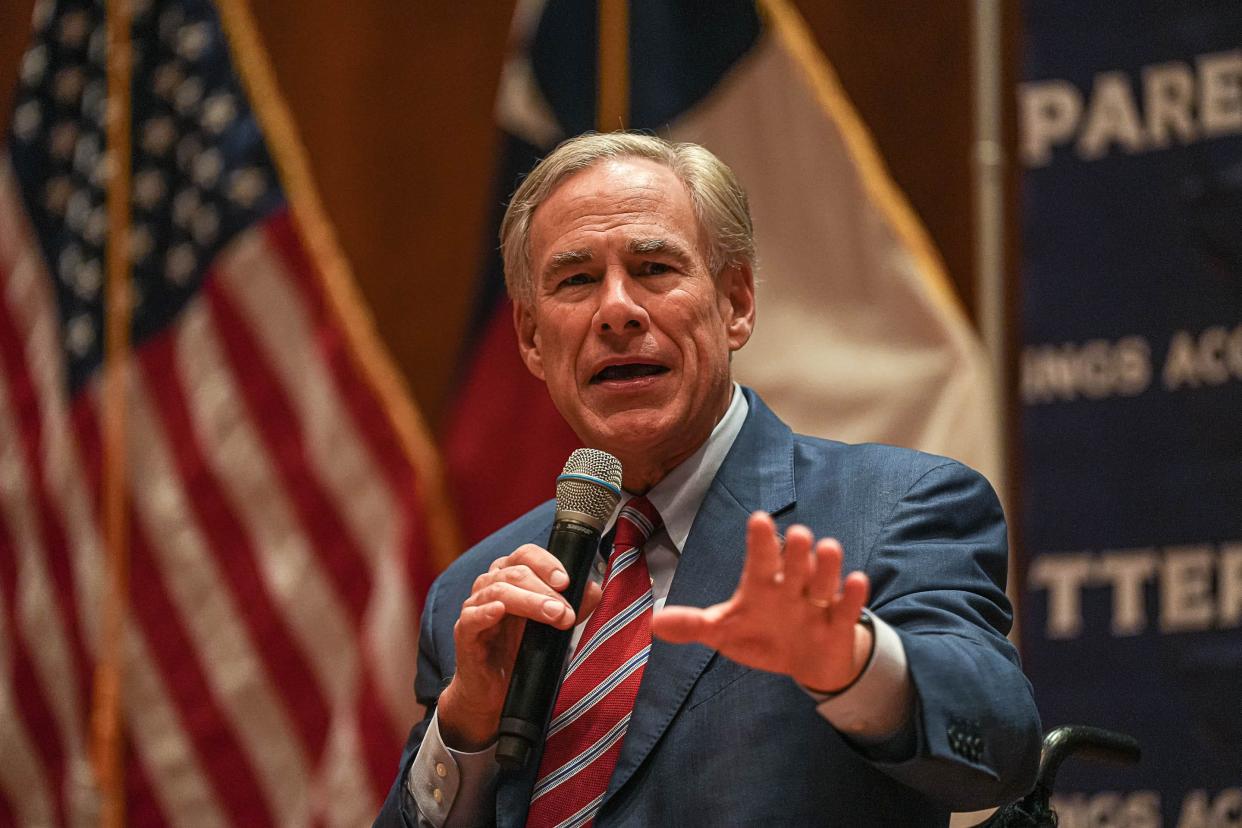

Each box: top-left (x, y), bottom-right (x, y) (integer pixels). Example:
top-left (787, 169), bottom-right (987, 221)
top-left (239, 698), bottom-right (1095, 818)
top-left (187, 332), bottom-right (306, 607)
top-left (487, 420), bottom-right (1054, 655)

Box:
top-left (720, 262), bottom-right (756, 351)
top-left (513, 299), bottom-right (546, 380)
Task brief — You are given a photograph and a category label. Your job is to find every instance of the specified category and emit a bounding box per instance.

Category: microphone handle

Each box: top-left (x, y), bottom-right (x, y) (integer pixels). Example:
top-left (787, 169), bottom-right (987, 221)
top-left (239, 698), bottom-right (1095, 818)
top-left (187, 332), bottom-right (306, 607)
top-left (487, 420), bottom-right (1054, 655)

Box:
top-left (495, 518), bottom-right (601, 770)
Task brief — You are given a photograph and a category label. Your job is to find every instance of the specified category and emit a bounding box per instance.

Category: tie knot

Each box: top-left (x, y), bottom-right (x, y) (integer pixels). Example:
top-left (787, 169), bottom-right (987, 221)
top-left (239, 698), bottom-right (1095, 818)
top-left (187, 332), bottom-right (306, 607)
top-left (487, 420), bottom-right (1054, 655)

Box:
top-left (612, 495), bottom-right (662, 554)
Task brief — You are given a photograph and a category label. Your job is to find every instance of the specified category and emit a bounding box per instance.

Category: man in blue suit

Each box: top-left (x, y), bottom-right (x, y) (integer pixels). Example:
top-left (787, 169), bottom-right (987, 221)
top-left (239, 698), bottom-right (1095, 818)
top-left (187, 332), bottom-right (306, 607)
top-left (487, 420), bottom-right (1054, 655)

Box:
top-left (378, 133), bottom-right (1041, 826)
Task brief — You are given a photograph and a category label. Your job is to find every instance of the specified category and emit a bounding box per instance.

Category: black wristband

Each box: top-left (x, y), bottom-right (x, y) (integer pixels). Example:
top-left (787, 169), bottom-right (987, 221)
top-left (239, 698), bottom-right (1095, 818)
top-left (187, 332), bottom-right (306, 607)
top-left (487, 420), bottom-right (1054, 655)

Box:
top-left (806, 608), bottom-right (876, 699)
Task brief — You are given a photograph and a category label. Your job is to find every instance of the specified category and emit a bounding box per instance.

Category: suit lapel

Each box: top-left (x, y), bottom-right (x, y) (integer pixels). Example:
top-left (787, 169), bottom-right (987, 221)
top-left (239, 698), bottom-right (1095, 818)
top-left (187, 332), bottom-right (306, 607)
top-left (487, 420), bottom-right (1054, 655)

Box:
top-left (603, 389), bottom-right (797, 803)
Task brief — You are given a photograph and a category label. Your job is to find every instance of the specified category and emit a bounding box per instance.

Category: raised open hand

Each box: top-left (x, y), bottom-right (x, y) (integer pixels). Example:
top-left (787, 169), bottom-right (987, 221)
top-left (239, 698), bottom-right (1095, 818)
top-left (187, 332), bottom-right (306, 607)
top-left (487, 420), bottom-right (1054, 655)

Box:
top-left (652, 511), bottom-right (872, 693)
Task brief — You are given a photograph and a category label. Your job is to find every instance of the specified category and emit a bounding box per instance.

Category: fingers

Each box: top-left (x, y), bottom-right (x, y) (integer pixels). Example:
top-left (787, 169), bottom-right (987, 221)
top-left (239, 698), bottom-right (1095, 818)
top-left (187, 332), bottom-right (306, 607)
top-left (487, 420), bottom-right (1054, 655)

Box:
top-left (488, 543), bottom-right (570, 590)
top-left (739, 511), bottom-right (782, 586)
top-left (805, 537), bottom-right (843, 603)
top-left (579, 581), bottom-right (603, 624)
top-left (839, 571), bottom-right (870, 622)
top-left (781, 525), bottom-right (814, 594)
top-left (651, 606), bottom-right (718, 646)
top-left (471, 561), bottom-right (562, 603)
top-left (455, 600), bottom-right (510, 644)
top-left (468, 545), bottom-right (577, 629)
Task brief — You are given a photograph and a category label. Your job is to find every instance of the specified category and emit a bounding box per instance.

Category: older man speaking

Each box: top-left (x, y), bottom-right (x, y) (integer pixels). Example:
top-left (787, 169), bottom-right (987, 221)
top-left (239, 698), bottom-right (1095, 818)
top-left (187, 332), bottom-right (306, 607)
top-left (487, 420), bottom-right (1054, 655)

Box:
top-left (377, 134), bottom-right (1041, 827)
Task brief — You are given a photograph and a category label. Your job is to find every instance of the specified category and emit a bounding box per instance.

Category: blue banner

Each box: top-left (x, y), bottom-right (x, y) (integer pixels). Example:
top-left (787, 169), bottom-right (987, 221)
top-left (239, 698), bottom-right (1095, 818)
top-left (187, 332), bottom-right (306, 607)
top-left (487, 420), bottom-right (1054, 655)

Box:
top-left (1020, 0), bottom-right (1242, 821)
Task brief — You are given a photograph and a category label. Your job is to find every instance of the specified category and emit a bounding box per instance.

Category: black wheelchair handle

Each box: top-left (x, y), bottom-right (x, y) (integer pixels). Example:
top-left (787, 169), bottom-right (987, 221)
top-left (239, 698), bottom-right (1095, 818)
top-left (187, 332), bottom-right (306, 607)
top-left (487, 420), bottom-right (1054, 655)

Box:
top-left (1038, 725), bottom-right (1142, 792)
top-left (974, 725), bottom-right (1141, 828)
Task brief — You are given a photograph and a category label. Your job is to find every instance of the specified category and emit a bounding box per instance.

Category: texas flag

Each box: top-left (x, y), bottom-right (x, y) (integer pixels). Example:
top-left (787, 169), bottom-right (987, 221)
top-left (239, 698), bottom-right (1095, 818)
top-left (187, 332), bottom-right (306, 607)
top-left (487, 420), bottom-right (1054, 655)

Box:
top-left (443, 0), bottom-right (1000, 546)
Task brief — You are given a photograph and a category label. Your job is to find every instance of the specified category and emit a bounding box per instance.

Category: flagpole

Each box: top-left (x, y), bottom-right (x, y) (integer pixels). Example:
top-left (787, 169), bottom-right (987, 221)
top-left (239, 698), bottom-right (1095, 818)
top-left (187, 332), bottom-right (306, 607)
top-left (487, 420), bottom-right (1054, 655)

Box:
top-left (93, 0), bottom-right (134, 824)
top-left (972, 0), bottom-right (1006, 465)
top-left (971, 0), bottom-right (1019, 636)
top-left (597, 0), bottom-right (629, 131)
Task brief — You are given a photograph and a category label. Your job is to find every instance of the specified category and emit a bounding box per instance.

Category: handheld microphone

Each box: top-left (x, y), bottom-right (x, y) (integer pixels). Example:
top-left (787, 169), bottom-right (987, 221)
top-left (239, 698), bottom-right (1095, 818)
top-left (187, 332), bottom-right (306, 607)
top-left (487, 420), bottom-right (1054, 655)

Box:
top-left (495, 449), bottom-right (623, 770)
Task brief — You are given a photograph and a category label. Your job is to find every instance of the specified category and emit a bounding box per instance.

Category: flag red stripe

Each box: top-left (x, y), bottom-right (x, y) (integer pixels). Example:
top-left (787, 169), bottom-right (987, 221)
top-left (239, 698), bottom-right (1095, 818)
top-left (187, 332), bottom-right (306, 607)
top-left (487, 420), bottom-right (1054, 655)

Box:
top-left (70, 397), bottom-right (269, 824)
top-left (135, 327), bottom-right (332, 759)
top-left (263, 212), bottom-right (438, 599)
top-left (261, 215), bottom-right (430, 788)
top-left (201, 260), bottom-right (405, 801)
top-left (63, 360), bottom-right (209, 824)
top-left (0, 267), bottom-right (94, 717)
top-left (355, 667), bottom-right (400, 807)
top-left (201, 274), bottom-right (372, 624)
top-left (443, 301), bottom-right (579, 546)
top-left (69, 394), bottom-right (102, 500)
top-left (0, 509), bottom-right (66, 826)
top-left (0, 779), bottom-right (16, 828)
top-left (124, 737), bottom-right (170, 828)
top-left (124, 501), bottom-right (275, 825)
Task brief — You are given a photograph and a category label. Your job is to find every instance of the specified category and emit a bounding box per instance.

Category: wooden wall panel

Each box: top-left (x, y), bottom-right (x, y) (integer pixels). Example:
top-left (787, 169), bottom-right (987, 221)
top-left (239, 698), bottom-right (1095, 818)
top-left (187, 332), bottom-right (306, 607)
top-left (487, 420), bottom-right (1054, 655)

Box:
top-left (794, 1), bottom-right (978, 319)
top-left (0, 1), bottom-right (37, 138)
top-left (248, 1), bottom-right (515, 425)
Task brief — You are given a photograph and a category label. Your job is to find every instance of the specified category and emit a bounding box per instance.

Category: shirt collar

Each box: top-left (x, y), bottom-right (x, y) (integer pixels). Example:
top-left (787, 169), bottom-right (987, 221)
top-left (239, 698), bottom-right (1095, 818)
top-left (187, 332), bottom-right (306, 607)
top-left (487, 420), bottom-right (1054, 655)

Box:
top-left (609, 382), bottom-right (749, 554)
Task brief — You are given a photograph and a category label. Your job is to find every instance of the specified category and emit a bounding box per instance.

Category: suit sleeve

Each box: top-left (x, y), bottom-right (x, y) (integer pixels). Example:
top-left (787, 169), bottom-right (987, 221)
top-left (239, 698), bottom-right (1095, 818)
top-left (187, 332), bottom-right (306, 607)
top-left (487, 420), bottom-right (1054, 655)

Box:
top-left (374, 577), bottom-right (455, 827)
top-left (862, 460), bottom-right (1042, 810)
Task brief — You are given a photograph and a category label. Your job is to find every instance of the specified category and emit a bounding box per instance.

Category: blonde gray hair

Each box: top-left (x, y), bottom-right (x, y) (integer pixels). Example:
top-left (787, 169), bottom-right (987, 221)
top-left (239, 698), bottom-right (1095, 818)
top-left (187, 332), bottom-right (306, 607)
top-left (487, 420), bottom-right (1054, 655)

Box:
top-left (500, 132), bottom-right (756, 303)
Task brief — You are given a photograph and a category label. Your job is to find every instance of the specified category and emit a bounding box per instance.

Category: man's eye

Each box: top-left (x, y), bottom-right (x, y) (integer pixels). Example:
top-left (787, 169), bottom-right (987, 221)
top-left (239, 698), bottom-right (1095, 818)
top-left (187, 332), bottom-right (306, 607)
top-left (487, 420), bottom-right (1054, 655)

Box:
top-left (639, 261), bottom-right (672, 276)
top-left (559, 273), bottom-right (592, 288)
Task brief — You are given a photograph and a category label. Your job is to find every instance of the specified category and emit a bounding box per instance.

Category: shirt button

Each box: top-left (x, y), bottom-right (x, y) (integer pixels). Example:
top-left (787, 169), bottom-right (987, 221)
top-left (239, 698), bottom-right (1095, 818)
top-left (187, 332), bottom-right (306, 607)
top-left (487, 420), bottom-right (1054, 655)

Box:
top-left (435, 762), bottom-right (447, 778)
top-left (432, 788), bottom-right (443, 804)
top-left (595, 560), bottom-right (606, 575)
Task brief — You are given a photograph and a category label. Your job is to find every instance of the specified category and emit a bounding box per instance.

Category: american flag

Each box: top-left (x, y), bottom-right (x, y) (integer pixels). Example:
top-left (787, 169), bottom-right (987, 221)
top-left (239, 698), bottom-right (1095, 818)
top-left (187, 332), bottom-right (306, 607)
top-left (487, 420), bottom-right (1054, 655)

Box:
top-left (0, 0), bottom-right (451, 823)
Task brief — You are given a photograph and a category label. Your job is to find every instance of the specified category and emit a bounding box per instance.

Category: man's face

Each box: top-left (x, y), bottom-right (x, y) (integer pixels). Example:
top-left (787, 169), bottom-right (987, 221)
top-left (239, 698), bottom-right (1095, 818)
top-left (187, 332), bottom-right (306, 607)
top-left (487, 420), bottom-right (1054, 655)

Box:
top-left (515, 157), bottom-right (755, 486)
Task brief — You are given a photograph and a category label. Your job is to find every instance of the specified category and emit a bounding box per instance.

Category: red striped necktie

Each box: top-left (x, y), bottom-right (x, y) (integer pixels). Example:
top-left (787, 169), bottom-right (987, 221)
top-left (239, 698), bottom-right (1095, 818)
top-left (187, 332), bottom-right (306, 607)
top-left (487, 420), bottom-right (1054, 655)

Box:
top-left (525, 496), bottom-right (662, 828)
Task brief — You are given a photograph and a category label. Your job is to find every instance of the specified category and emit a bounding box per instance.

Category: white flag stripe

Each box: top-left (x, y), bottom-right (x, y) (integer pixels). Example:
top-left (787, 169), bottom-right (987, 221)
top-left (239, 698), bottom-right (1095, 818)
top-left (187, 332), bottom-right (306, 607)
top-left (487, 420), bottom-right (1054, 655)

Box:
top-left (671, 14), bottom-right (1000, 484)
top-left (216, 232), bottom-right (398, 573)
top-left (216, 231), bottom-right (416, 725)
top-left (126, 369), bottom-right (313, 823)
top-left (0, 333), bottom-right (92, 827)
top-left (122, 625), bottom-right (230, 828)
top-left (0, 584), bottom-right (55, 827)
top-left (361, 539), bottom-right (424, 730)
top-left (316, 708), bottom-right (375, 828)
top-left (175, 297), bottom-right (361, 709)
top-left (0, 164), bottom-right (104, 661)
top-left (175, 297), bottom-right (376, 822)
top-left (1, 168), bottom-right (225, 825)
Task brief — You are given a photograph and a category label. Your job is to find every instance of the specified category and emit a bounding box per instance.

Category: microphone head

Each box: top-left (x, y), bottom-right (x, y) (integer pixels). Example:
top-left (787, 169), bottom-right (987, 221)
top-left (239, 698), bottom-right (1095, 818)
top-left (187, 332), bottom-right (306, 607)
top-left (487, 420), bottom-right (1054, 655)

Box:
top-left (555, 449), bottom-right (623, 526)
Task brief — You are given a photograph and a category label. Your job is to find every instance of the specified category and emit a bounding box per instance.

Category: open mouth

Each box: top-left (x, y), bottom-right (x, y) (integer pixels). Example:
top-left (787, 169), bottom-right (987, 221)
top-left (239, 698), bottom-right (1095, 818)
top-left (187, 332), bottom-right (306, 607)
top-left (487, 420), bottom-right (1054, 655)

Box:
top-left (590, 363), bottom-right (670, 383)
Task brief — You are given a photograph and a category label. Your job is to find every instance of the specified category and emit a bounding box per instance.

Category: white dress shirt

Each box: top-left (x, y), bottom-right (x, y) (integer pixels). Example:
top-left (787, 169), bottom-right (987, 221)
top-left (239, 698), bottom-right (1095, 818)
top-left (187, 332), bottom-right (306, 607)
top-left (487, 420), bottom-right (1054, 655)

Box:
top-left (408, 385), bottom-right (913, 826)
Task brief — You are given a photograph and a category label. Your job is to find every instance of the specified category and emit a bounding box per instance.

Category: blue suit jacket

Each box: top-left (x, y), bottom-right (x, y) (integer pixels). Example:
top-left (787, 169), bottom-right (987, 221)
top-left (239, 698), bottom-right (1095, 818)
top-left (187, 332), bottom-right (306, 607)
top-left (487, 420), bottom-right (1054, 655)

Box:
top-left (379, 389), bottom-right (1041, 826)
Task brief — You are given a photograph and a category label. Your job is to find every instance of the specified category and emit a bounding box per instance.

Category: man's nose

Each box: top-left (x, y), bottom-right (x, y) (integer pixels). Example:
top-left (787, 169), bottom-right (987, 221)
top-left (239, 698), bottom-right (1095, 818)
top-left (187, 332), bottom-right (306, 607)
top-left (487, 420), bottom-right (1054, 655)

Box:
top-left (595, 271), bottom-right (648, 334)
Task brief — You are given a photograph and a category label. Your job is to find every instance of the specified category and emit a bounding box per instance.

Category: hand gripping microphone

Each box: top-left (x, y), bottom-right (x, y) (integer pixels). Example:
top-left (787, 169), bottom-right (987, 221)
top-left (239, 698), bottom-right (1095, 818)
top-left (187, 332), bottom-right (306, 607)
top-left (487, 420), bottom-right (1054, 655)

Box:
top-left (495, 449), bottom-right (623, 770)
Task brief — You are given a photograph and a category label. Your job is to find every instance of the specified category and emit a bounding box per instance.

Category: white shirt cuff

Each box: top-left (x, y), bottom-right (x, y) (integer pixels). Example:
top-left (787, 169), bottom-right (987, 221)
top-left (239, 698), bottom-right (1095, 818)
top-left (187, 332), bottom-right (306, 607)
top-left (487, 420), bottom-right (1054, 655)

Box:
top-left (406, 710), bottom-right (499, 827)
top-left (806, 610), bottom-right (913, 744)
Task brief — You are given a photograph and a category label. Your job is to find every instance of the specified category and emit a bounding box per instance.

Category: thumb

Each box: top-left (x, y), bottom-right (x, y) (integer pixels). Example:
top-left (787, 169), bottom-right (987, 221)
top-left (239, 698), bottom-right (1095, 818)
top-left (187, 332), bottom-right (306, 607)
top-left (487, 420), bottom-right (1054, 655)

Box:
top-left (651, 606), bottom-right (713, 645)
top-left (578, 581), bottom-right (603, 625)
